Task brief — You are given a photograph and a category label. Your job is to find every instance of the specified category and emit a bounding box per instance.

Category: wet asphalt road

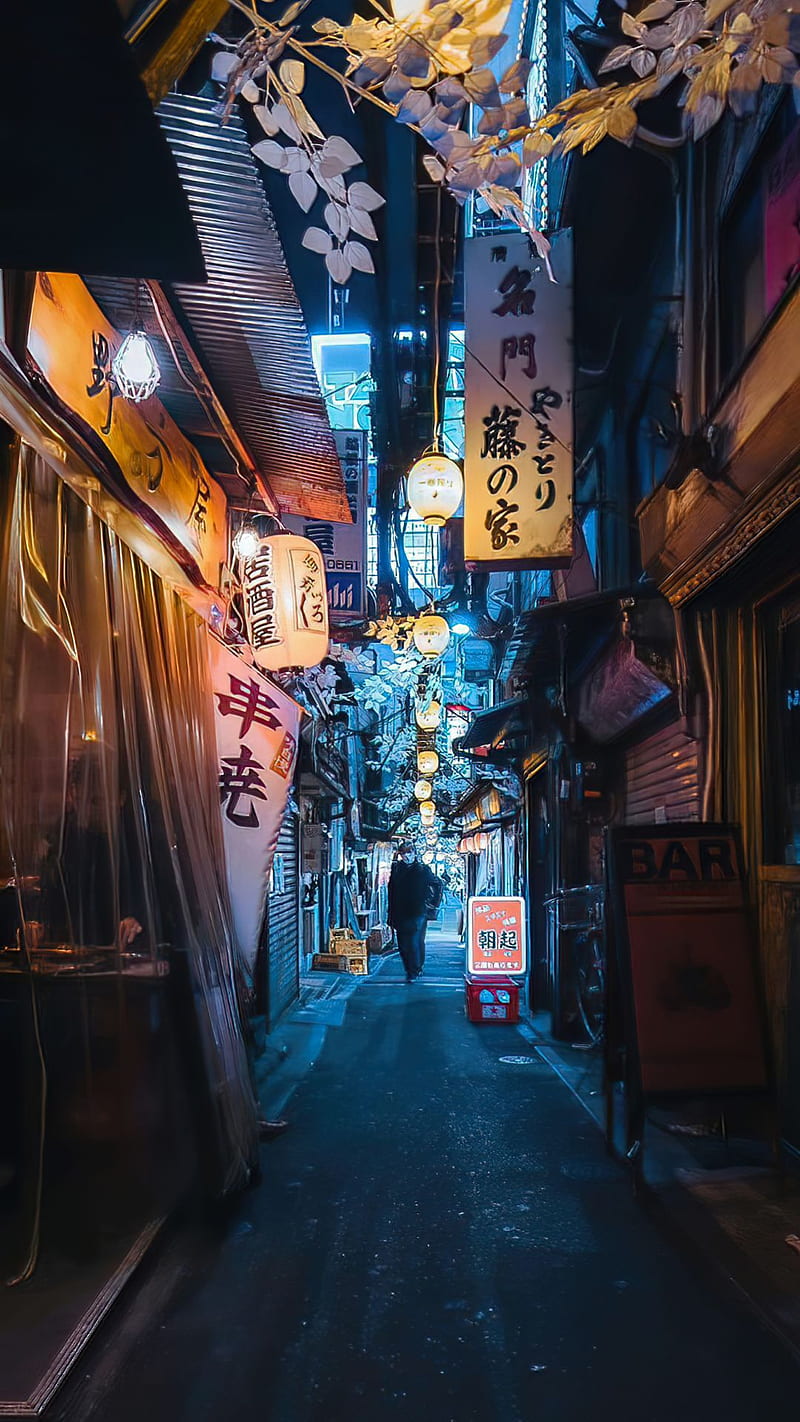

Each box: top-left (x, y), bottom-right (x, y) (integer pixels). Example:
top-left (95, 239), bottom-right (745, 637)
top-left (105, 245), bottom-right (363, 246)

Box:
top-left (53, 927), bottom-right (800, 1422)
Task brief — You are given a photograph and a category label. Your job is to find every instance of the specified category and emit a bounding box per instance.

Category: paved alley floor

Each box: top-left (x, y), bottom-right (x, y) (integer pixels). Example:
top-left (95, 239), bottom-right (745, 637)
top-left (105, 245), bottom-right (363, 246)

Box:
top-left (51, 925), bottom-right (800, 1422)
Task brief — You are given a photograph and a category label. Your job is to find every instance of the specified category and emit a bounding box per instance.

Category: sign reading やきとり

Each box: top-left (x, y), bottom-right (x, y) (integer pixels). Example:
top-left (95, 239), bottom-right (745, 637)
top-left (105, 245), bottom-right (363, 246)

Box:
top-left (210, 636), bottom-right (302, 972)
top-left (464, 230), bottom-right (573, 569)
top-left (468, 896), bottom-right (527, 975)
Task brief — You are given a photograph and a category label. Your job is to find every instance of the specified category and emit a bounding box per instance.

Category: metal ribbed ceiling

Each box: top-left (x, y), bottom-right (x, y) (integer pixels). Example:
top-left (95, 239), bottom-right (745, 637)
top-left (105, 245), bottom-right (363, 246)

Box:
top-left (158, 93), bottom-right (351, 523)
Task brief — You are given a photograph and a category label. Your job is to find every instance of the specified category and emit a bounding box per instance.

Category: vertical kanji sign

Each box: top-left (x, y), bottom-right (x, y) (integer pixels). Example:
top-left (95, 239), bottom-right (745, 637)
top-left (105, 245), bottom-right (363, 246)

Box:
top-left (468, 896), bottom-right (527, 975)
top-left (464, 231), bottom-right (573, 569)
top-left (209, 636), bottom-right (302, 971)
top-left (284, 429), bottom-right (368, 622)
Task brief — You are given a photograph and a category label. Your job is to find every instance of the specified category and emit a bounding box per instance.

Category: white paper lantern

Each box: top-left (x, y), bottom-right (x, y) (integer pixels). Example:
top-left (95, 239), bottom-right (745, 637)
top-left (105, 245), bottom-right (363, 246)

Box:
top-left (419, 799), bottom-right (436, 822)
top-left (241, 532), bottom-right (330, 671)
top-left (413, 613), bottom-right (451, 659)
top-left (414, 778), bottom-right (433, 801)
top-left (417, 748), bottom-right (439, 777)
top-left (406, 453), bottom-right (463, 527)
top-left (476, 831), bottom-right (489, 851)
top-left (415, 700), bottom-right (442, 731)
top-left (422, 850), bottom-right (434, 865)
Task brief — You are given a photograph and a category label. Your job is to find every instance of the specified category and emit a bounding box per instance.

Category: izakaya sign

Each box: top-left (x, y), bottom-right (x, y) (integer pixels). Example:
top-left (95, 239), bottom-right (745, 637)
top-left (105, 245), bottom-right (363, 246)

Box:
top-left (210, 636), bottom-right (302, 971)
top-left (284, 429), bottom-right (367, 622)
top-left (28, 271), bottom-right (227, 587)
top-left (464, 231), bottom-right (573, 569)
top-left (467, 896), bottom-right (527, 975)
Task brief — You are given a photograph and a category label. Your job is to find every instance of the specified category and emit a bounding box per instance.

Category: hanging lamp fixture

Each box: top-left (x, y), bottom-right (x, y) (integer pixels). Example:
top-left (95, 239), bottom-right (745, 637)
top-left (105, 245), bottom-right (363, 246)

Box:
top-left (112, 282), bottom-right (161, 403)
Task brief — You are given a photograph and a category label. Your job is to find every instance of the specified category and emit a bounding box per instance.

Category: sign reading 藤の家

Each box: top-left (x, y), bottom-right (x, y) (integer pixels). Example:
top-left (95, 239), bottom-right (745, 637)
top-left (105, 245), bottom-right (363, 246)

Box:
top-left (284, 429), bottom-right (367, 622)
top-left (464, 231), bottom-right (573, 569)
top-left (210, 635), bottom-right (302, 972)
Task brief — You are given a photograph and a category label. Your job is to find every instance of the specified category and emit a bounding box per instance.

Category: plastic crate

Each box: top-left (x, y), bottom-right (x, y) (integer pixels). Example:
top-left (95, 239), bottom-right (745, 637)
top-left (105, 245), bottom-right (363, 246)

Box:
top-left (464, 975), bottom-right (520, 1024)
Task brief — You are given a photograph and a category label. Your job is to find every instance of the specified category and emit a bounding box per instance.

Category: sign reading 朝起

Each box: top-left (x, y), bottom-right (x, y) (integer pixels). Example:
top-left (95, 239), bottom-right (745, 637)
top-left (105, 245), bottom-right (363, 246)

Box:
top-left (284, 429), bottom-right (367, 621)
top-left (210, 635), bottom-right (302, 971)
top-left (28, 271), bottom-right (227, 588)
top-left (468, 896), bottom-right (527, 975)
top-left (464, 231), bottom-right (573, 569)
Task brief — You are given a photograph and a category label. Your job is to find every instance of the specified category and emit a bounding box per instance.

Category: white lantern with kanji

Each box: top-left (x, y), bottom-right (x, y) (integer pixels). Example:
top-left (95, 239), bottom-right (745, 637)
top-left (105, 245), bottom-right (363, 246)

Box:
top-left (419, 799), bottom-right (436, 823)
top-left (415, 699), bottom-right (442, 731)
top-left (414, 778), bottom-right (433, 802)
top-left (241, 532), bottom-right (329, 671)
top-left (413, 613), bottom-right (451, 659)
top-left (406, 453), bottom-right (463, 527)
top-left (417, 748), bottom-right (439, 777)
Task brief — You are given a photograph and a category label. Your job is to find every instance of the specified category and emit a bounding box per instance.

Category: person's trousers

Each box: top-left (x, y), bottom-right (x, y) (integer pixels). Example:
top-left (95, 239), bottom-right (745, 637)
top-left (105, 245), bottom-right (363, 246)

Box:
top-left (395, 916), bottom-right (427, 979)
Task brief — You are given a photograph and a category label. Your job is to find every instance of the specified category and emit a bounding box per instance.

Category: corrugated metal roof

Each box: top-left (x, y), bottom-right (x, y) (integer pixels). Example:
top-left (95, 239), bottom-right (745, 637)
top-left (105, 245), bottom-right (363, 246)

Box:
top-left (158, 94), bottom-right (350, 523)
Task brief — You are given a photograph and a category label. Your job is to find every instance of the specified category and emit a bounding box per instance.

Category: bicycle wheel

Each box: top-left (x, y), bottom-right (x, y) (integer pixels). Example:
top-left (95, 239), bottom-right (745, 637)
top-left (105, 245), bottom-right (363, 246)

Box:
top-left (576, 942), bottom-right (605, 1046)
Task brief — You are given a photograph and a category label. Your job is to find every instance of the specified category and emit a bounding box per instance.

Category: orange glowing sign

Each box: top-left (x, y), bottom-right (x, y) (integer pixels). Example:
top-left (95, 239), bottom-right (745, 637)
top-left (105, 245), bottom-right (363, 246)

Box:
top-left (467, 896), bottom-right (526, 975)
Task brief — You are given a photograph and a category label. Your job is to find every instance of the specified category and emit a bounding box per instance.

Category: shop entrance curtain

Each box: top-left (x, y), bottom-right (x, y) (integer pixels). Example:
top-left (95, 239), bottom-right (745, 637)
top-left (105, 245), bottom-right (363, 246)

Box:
top-left (1, 446), bottom-right (257, 1204)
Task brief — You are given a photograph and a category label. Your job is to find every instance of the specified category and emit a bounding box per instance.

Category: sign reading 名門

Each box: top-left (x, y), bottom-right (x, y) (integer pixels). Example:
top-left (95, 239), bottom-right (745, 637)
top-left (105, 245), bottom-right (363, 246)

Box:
top-left (284, 429), bottom-right (367, 621)
top-left (468, 896), bottom-right (526, 975)
top-left (464, 231), bottom-right (573, 569)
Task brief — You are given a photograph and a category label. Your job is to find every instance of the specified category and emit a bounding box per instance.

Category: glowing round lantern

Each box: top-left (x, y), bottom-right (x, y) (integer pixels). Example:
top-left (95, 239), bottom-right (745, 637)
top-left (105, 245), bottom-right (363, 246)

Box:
top-left (422, 850), bottom-right (434, 865)
top-left (241, 532), bottom-right (329, 671)
top-left (476, 831), bottom-right (489, 851)
top-left (406, 452), bottom-right (463, 527)
top-left (413, 613), bottom-right (451, 659)
top-left (415, 699), bottom-right (442, 731)
top-left (417, 748), bottom-right (439, 777)
top-left (419, 800), bottom-right (436, 823)
top-left (414, 778), bottom-right (433, 802)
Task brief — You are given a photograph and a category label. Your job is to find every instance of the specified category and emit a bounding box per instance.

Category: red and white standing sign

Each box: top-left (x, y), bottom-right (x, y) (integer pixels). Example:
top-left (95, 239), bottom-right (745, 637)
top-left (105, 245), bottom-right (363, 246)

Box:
top-left (467, 896), bottom-right (527, 976)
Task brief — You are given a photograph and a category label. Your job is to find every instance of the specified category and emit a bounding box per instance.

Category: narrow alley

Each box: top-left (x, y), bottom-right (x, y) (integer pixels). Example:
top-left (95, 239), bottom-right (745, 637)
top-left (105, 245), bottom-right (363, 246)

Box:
top-left (51, 924), bottom-right (800, 1422)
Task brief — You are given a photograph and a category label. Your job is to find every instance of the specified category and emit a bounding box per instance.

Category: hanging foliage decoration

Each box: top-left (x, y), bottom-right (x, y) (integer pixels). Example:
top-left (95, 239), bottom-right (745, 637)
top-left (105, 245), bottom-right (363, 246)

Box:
top-left (220, 0), bottom-right (800, 284)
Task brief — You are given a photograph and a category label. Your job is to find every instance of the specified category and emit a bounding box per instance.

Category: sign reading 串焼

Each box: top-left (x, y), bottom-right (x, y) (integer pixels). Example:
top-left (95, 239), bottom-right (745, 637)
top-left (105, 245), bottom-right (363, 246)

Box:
top-left (463, 231), bottom-right (573, 570)
top-left (284, 429), bottom-right (367, 622)
top-left (468, 896), bottom-right (526, 975)
top-left (210, 635), bottom-right (302, 972)
top-left (27, 271), bottom-right (227, 588)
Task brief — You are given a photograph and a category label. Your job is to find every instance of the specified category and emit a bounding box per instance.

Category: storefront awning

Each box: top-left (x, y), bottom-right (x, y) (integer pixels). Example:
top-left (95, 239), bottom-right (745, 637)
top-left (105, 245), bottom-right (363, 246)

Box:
top-left (156, 95), bottom-right (351, 524)
top-left (458, 697), bottom-right (529, 754)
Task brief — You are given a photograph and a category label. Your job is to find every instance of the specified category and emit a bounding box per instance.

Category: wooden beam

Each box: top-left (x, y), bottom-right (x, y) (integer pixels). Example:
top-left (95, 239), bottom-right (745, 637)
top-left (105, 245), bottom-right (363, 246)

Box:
top-left (138, 0), bottom-right (229, 106)
top-left (144, 279), bottom-right (279, 515)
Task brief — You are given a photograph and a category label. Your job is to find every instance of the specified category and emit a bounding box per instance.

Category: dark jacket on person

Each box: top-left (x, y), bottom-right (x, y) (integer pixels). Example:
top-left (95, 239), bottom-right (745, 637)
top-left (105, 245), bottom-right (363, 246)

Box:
top-left (388, 859), bottom-right (440, 929)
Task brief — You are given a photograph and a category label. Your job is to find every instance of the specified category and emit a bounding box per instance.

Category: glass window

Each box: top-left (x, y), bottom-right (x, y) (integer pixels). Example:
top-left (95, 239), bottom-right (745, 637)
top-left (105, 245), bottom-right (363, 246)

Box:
top-left (718, 105), bottom-right (800, 386)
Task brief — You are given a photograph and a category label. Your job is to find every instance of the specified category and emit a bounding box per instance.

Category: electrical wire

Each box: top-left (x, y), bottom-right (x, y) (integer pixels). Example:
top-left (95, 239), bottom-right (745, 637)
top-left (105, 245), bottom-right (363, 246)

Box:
top-left (432, 184), bottom-right (443, 447)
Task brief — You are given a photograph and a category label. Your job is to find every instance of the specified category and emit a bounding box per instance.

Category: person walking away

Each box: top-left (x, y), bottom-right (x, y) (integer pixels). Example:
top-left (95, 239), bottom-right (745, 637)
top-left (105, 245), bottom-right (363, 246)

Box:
top-left (387, 842), bottom-right (441, 984)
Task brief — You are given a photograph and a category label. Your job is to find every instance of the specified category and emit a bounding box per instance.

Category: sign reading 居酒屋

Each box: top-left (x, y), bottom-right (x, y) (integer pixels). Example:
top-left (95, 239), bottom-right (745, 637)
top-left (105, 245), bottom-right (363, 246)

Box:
top-left (464, 230), bottom-right (573, 570)
top-left (468, 896), bottom-right (526, 975)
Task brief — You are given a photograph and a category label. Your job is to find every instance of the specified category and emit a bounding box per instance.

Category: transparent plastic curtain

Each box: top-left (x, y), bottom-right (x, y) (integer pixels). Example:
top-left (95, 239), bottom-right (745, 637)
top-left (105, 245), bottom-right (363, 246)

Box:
top-left (1, 447), bottom-right (257, 1239)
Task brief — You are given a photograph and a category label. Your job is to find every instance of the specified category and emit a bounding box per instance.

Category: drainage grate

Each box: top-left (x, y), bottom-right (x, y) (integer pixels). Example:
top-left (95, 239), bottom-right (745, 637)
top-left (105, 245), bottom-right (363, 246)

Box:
top-left (499, 1055), bottom-right (538, 1065)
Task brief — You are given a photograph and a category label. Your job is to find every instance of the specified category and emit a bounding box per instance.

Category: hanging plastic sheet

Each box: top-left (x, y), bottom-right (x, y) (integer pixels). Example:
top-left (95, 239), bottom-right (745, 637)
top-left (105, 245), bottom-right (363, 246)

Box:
top-left (0, 445), bottom-right (257, 1281)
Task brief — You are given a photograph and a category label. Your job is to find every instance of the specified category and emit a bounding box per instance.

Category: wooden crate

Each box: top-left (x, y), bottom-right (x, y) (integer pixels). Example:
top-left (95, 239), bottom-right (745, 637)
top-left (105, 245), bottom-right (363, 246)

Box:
top-left (312, 953), bottom-right (350, 973)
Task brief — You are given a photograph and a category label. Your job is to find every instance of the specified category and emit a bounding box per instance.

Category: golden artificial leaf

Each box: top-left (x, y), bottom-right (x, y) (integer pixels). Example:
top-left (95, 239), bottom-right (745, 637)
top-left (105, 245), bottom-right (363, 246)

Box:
top-left (280, 59), bottom-right (306, 94)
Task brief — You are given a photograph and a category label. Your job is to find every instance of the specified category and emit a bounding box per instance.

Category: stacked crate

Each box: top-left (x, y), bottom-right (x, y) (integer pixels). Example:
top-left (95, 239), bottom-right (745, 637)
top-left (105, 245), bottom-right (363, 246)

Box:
top-left (311, 928), bottom-right (369, 975)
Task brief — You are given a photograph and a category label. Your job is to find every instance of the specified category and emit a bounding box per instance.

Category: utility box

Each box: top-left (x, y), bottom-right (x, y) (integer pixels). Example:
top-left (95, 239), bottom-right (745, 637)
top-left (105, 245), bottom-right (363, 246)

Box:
top-left (464, 975), bottom-right (520, 1024)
